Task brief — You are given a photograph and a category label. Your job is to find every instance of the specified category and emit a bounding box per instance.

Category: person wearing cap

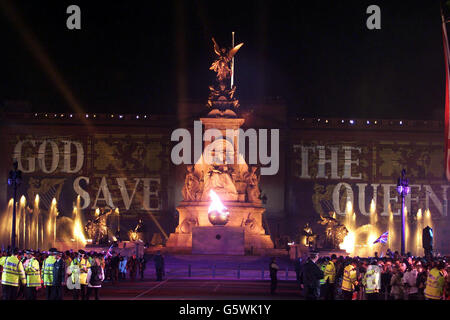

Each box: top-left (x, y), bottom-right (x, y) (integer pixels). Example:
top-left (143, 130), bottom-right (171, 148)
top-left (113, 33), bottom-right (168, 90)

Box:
top-left (42, 248), bottom-right (58, 300)
top-left (299, 252), bottom-right (324, 300)
top-left (341, 258), bottom-right (358, 300)
top-left (70, 249), bottom-right (91, 300)
top-left (362, 259), bottom-right (381, 300)
top-left (23, 250), bottom-right (42, 300)
top-left (64, 250), bottom-right (72, 268)
top-left (0, 248), bottom-right (26, 300)
top-left (51, 251), bottom-right (66, 300)
top-left (322, 254), bottom-right (337, 300)
top-left (424, 260), bottom-right (446, 300)
top-left (66, 252), bottom-right (82, 299)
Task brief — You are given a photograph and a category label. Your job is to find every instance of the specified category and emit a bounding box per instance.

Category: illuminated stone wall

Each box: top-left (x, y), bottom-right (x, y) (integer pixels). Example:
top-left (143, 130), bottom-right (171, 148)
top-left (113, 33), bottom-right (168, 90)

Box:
top-left (0, 112), bottom-right (448, 253)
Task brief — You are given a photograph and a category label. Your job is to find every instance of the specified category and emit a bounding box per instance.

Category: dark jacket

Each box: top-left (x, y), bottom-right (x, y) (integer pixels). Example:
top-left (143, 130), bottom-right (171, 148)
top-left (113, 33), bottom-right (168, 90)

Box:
top-left (154, 254), bottom-right (164, 269)
top-left (52, 258), bottom-right (66, 286)
top-left (89, 265), bottom-right (103, 287)
top-left (300, 259), bottom-right (324, 289)
top-left (110, 256), bottom-right (120, 269)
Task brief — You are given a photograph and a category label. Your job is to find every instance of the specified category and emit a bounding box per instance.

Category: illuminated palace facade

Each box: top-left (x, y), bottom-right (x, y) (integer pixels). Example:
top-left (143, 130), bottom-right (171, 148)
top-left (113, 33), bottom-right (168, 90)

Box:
top-left (1, 101), bottom-right (449, 255)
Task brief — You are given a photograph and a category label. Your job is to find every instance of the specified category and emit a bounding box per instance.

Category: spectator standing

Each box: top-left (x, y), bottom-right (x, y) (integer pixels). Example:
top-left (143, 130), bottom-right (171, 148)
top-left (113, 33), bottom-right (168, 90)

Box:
top-left (110, 252), bottom-right (120, 283)
top-left (269, 257), bottom-right (279, 295)
top-left (127, 255), bottom-right (138, 280)
top-left (390, 266), bottom-right (404, 300)
top-left (138, 256), bottom-right (146, 280)
top-left (119, 256), bottom-right (127, 279)
top-left (416, 262), bottom-right (427, 300)
top-left (299, 252), bottom-right (324, 300)
top-left (403, 263), bottom-right (419, 300)
top-left (86, 256), bottom-right (105, 300)
top-left (154, 251), bottom-right (165, 281)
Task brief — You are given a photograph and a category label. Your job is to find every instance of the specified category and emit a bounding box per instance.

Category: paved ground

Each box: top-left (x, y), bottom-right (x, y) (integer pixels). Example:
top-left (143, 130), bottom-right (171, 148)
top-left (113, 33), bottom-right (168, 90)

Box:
top-left (11, 254), bottom-right (304, 300)
top-left (21, 278), bottom-right (302, 300)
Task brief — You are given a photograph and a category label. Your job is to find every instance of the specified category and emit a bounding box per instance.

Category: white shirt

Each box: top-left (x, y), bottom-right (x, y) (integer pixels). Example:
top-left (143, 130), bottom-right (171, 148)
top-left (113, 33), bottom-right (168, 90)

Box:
top-left (402, 269), bottom-right (418, 295)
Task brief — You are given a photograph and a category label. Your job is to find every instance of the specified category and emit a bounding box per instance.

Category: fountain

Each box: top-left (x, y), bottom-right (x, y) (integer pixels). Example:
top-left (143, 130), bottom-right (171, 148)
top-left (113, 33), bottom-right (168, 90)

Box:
top-left (0, 193), bottom-right (90, 252)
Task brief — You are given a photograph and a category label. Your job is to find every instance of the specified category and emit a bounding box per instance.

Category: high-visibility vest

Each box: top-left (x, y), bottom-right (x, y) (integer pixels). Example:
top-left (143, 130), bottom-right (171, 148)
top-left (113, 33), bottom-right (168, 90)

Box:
top-left (71, 258), bottom-right (91, 285)
top-left (67, 263), bottom-right (81, 287)
top-left (42, 255), bottom-right (56, 286)
top-left (0, 255), bottom-right (26, 287)
top-left (319, 263), bottom-right (327, 285)
top-left (24, 258), bottom-right (41, 287)
top-left (342, 264), bottom-right (357, 292)
top-left (363, 265), bottom-right (381, 294)
top-left (324, 261), bottom-right (336, 284)
top-left (424, 268), bottom-right (445, 300)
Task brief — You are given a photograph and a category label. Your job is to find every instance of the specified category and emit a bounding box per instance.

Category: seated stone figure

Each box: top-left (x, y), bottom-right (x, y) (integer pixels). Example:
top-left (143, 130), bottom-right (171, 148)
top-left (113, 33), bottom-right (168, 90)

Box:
top-left (201, 164), bottom-right (238, 201)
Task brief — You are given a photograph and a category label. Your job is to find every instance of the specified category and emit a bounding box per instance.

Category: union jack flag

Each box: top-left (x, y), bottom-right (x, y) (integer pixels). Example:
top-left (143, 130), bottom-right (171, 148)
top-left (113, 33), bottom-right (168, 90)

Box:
top-left (373, 231), bottom-right (388, 244)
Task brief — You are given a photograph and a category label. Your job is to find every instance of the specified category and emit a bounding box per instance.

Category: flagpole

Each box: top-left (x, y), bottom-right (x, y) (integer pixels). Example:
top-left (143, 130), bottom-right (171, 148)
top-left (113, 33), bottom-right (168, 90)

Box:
top-left (441, 5), bottom-right (450, 181)
top-left (231, 31), bottom-right (235, 88)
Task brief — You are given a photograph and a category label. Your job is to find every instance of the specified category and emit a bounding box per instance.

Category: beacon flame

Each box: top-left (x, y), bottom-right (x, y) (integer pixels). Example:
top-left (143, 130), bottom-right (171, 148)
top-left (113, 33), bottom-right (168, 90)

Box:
top-left (208, 190), bottom-right (229, 225)
top-left (340, 231), bottom-right (355, 254)
top-left (208, 190), bottom-right (228, 216)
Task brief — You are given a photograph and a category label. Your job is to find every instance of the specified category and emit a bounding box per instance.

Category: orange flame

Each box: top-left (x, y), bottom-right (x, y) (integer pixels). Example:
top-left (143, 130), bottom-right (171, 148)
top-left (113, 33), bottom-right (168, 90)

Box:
top-left (208, 190), bottom-right (228, 216)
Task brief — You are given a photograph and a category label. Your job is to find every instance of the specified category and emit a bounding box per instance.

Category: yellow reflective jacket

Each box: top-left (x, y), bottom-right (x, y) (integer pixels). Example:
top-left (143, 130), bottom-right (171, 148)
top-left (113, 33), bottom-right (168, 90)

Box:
top-left (319, 263), bottom-right (327, 285)
top-left (71, 258), bottom-right (91, 285)
top-left (42, 255), bottom-right (56, 286)
top-left (362, 265), bottom-right (381, 294)
top-left (342, 264), bottom-right (357, 292)
top-left (24, 258), bottom-right (41, 287)
top-left (424, 268), bottom-right (445, 300)
top-left (0, 255), bottom-right (26, 287)
top-left (323, 261), bottom-right (336, 284)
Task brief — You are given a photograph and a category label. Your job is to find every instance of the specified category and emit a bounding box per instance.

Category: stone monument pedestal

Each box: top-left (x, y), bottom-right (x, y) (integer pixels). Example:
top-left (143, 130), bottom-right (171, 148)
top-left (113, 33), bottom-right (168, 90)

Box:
top-left (192, 226), bottom-right (244, 255)
top-left (166, 201), bottom-right (274, 254)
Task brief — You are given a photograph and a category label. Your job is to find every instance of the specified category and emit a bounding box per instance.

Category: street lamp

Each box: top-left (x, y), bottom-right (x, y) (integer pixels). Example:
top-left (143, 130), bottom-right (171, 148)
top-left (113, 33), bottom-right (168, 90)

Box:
top-left (7, 161), bottom-right (22, 250)
top-left (396, 169), bottom-right (410, 256)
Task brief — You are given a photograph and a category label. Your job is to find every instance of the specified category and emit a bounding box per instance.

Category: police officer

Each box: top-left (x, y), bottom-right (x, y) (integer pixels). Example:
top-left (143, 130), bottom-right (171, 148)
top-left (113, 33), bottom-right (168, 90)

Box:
top-left (363, 259), bottom-right (381, 300)
top-left (23, 250), bottom-right (41, 300)
top-left (424, 260), bottom-right (446, 300)
top-left (70, 249), bottom-right (91, 300)
top-left (42, 248), bottom-right (57, 300)
top-left (0, 248), bottom-right (26, 300)
top-left (323, 254), bottom-right (338, 300)
top-left (341, 258), bottom-right (358, 300)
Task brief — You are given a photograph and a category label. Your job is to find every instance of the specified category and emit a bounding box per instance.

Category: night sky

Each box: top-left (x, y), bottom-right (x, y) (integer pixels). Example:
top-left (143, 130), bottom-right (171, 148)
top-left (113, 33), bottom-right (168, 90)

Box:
top-left (0, 0), bottom-right (446, 120)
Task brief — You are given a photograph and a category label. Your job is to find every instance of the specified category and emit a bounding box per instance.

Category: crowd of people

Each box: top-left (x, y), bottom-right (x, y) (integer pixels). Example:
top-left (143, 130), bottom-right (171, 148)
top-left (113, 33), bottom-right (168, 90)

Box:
top-left (293, 250), bottom-right (450, 300)
top-left (0, 246), bottom-right (165, 300)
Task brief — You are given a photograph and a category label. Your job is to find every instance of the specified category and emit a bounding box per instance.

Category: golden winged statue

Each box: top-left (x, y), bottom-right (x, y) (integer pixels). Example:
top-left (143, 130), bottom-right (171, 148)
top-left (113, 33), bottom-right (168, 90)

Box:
top-left (210, 37), bottom-right (244, 83)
